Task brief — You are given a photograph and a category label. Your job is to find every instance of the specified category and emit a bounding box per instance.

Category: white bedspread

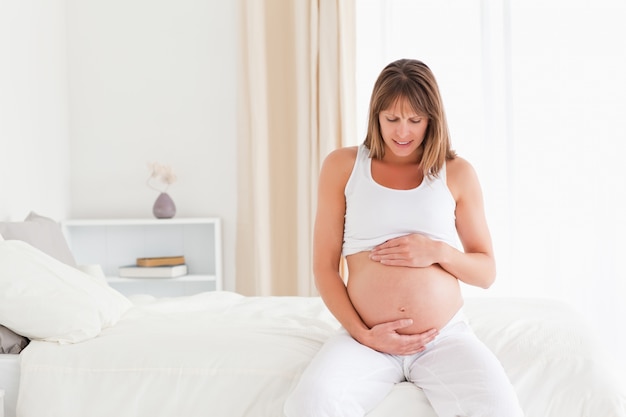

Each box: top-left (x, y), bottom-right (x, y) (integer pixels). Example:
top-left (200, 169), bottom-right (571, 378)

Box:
top-left (17, 292), bottom-right (626, 417)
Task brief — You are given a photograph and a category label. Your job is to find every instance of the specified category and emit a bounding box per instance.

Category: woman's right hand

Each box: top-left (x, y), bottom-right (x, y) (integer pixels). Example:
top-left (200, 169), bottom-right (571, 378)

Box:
top-left (359, 319), bottom-right (439, 355)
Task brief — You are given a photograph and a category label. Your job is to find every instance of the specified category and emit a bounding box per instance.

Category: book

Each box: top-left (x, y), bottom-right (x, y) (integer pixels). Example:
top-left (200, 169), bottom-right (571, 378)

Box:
top-left (118, 264), bottom-right (188, 278)
top-left (136, 255), bottom-right (186, 267)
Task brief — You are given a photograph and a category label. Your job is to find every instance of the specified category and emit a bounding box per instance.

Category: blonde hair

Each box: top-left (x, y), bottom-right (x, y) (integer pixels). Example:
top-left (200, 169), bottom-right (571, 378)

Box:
top-left (363, 59), bottom-right (456, 177)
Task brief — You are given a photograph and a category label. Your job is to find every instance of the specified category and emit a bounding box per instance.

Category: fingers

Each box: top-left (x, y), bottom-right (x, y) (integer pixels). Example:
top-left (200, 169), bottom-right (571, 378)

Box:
top-left (370, 235), bottom-right (434, 267)
top-left (389, 318), bottom-right (414, 330)
top-left (385, 319), bottom-right (437, 336)
top-left (419, 328), bottom-right (439, 343)
top-left (372, 237), bottom-right (402, 251)
top-left (370, 247), bottom-right (408, 263)
top-left (371, 237), bottom-right (411, 258)
top-left (392, 328), bottom-right (439, 355)
top-left (373, 320), bottom-right (439, 354)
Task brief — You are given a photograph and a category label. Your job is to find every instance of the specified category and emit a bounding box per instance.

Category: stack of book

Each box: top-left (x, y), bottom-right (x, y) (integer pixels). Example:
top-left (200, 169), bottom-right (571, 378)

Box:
top-left (118, 255), bottom-right (188, 278)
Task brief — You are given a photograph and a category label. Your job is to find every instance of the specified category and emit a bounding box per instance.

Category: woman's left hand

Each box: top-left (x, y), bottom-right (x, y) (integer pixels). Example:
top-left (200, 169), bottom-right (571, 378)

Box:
top-left (369, 234), bottom-right (442, 268)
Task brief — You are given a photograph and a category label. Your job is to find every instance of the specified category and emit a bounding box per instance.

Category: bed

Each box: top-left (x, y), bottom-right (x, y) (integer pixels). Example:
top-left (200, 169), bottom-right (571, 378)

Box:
top-left (1, 216), bottom-right (626, 417)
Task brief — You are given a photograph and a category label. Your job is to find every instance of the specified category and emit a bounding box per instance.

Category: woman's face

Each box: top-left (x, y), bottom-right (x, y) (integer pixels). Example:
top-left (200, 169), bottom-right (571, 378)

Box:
top-left (378, 98), bottom-right (429, 160)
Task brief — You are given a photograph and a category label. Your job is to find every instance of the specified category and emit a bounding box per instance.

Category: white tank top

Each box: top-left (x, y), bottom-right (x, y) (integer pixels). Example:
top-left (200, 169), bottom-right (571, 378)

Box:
top-left (342, 144), bottom-right (459, 256)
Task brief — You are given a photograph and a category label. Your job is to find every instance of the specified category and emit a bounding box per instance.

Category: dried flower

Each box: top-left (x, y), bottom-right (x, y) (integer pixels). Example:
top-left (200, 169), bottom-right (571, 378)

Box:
top-left (146, 162), bottom-right (177, 193)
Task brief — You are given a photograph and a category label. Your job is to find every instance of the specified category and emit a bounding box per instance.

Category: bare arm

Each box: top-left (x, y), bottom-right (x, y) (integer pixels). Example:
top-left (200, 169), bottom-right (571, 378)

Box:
top-left (440, 157), bottom-right (495, 288)
top-left (369, 157), bottom-right (496, 289)
top-left (313, 148), bottom-right (374, 339)
top-left (314, 148), bottom-right (438, 354)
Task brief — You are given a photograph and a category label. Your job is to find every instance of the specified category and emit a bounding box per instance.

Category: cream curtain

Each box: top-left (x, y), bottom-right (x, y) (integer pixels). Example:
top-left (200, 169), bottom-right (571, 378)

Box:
top-left (236, 0), bottom-right (355, 296)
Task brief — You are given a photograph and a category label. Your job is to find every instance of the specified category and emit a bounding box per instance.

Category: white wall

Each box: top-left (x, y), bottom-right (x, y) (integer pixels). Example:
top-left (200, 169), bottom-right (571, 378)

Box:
top-left (65, 0), bottom-right (238, 290)
top-left (0, 0), bottom-right (238, 290)
top-left (0, 0), bottom-right (71, 222)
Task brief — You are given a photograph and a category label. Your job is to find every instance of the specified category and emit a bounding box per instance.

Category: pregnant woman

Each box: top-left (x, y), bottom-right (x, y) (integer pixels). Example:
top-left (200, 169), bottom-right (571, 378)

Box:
top-left (284, 59), bottom-right (524, 417)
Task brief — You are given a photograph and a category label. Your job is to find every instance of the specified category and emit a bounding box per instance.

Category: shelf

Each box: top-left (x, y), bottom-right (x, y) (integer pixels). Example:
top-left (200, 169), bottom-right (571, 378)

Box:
top-left (106, 274), bottom-right (217, 283)
top-left (63, 218), bottom-right (223, 297)
top-left (64, 217), bottom-right (220, 226)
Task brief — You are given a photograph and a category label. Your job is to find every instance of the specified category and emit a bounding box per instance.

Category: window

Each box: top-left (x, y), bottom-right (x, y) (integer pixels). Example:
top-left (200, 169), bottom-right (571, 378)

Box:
top-left (356, 0), bottom-right (626, 374)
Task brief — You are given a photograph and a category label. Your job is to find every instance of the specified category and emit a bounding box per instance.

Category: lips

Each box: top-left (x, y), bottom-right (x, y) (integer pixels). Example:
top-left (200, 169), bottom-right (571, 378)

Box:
top-left (394, 140), bottom-right (412, 146)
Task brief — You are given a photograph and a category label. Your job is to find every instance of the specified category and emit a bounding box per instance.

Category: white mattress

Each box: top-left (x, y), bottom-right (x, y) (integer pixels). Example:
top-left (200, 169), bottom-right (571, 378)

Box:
top-left (0, 354), bottom-right (20, 417)
top-left (15, 292), bottom-right (626, 417)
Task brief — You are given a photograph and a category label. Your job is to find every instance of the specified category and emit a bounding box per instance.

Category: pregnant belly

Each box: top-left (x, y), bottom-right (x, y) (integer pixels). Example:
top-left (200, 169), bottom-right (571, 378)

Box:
top-left (346, 252), bottom-right (463, 334)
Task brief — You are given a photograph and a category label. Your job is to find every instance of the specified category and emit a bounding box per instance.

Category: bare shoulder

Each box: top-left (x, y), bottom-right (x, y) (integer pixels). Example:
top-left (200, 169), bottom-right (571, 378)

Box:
top-left (321, 146), bottom-right (358, 180)
top-left (445, 156), bottom-right (481, 199)
top-left (446, 156), bottom-right (475, 178)
top-left (323, 146), bottom-right (358, 167)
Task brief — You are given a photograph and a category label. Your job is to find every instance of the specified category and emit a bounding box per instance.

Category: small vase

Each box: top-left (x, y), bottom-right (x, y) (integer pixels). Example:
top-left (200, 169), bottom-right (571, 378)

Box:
top-left (153, 192), bottom-right (176, 219)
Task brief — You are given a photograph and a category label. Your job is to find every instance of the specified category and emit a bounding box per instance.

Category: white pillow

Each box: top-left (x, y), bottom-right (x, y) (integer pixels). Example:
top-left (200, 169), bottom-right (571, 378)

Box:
top-left (0, 211), bottom-right (77, 266)
top-left (0, 240), bottom-right (132, 343)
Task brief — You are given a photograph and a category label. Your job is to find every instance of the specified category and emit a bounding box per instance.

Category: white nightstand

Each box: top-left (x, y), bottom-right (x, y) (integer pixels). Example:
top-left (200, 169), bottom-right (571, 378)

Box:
top-left (63, 218), bottom-right (223, 297)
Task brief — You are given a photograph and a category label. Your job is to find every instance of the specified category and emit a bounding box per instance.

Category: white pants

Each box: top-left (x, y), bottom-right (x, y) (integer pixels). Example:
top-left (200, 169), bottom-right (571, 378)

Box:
top-left (284, 310), bottom-right (524, 417)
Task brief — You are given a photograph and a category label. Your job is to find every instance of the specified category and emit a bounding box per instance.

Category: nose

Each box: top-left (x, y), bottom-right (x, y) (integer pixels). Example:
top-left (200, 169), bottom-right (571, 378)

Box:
top-left (396, 121), bottom-right (410, 138)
